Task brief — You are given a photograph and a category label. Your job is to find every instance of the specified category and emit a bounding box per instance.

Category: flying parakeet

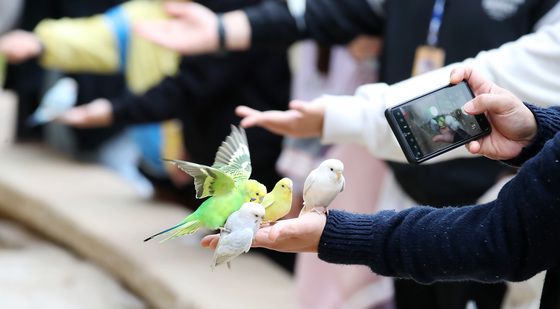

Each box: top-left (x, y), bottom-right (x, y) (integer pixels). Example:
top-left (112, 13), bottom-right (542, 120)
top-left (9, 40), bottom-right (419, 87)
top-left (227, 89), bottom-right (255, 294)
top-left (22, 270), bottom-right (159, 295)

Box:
top-left (301, 159), bottom-right (345, 215)
top-left (211, 202), bottom-right (265, 270)
top-left (27, 77), bottom-right (78, 126)
top-left (262, 177), bottom-right (293, 223)
top-left (144, 126), bottom-right (267, 242)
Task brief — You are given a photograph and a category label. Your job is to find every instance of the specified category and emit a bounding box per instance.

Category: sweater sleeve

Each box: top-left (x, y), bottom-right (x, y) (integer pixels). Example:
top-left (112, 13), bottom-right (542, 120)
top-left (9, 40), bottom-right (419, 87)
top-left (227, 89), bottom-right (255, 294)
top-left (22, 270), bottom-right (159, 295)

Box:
top-left (110, 53), bottom-right (252, 124)
top-left (318, 131), bottom-right (560, 283)
top-left (243, 0), bottom-right (384, 48)
top-left (35, 16), bottom-right (119, 73)
top-left (505, 104), bottom-right (560, 166)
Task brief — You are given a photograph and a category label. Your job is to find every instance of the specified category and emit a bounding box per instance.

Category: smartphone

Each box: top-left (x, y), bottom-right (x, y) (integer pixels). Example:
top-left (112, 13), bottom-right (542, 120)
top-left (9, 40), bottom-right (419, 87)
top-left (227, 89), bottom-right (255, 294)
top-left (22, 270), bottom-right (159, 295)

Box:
top-left (385, 81), bottom-right (491, 164)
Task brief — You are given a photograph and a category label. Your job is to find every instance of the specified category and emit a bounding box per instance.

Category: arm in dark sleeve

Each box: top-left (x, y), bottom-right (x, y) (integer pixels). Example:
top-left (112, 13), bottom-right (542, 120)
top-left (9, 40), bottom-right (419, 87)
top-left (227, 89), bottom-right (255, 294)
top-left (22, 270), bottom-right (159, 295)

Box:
top-left (110, 53), bottom-right (252, 124)
top-left (244, 0), bottom-right (384, 48)
top-left (505, 104), bottom-right (560, 166)
top-left (319, 131), bottom-right (560, 283)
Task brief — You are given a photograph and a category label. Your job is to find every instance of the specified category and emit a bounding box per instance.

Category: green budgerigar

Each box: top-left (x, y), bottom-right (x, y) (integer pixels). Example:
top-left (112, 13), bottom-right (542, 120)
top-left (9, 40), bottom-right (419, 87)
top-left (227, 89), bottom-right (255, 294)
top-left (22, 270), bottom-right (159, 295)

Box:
top-left (144, 126), bottom-right (267, 242)
top-left (262, 177), bottom-right (293, 223)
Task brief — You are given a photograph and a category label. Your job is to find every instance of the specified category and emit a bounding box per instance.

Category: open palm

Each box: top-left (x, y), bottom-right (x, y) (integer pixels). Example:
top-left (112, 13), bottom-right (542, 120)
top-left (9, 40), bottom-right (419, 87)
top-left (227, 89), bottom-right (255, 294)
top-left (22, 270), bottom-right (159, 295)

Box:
top-left (134, 2), bottom-right (218, 55)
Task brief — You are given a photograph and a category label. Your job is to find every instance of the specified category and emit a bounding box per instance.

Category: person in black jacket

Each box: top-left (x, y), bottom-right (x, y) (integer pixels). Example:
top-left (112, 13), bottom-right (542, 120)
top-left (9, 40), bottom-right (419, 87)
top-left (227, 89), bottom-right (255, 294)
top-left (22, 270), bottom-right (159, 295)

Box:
top-left (4, 0), bottom-right (125, 149)
top-left (58, 0), bottom-right (295, 273)
top-left (132, 1), bottom-right (560, 308)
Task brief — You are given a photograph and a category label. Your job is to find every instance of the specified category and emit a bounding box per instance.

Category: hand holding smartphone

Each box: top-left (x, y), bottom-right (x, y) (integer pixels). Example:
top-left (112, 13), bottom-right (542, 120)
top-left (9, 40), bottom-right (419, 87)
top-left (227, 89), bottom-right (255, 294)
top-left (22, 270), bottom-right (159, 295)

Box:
top-left (385, 81), bottom-right (491, 164)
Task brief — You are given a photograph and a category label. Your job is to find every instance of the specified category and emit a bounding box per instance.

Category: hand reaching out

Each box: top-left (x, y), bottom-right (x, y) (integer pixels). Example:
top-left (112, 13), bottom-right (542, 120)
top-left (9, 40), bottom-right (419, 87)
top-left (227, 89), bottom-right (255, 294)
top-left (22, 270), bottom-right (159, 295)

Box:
top-left (0, 30), bottom-right (43, 64)
top-left (235, 100), bottom-right (325, 138)
top-left (450, 67), bottom-right (537, 160)
top-left (56, 98), bottom-right (113, 128)
top-left (201, 212), bottom-right (327, 253)
top-left (134, 2), bottom-right (250, 55)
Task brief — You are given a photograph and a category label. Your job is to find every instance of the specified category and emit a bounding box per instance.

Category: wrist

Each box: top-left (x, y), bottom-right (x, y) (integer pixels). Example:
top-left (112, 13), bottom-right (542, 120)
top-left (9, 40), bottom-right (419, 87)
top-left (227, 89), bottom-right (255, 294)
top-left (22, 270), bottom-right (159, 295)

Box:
top-left (222, 10), bottom-right (251, 51)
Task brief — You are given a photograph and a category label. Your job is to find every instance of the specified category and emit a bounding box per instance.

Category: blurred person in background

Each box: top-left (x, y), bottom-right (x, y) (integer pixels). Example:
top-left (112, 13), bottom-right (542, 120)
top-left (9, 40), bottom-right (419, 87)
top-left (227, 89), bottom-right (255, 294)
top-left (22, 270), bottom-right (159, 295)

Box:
top-left (0, 0), bottom-right (188, 198)
top-left (280, 37), bottom-right (397, 309)
top-left (57, 0), bottom-right (295, 272)
top-left (133, 0), bottom-right (560, 308)
top-left (2, 0), bottom-right (126, 145)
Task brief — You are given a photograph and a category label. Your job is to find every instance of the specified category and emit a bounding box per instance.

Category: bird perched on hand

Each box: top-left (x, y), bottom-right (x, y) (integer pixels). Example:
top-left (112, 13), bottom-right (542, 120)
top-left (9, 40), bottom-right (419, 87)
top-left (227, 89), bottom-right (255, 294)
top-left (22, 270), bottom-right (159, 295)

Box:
top-left (144, 126), bottom-right (267, 242)
top-left (301, 159), bottom-right (345, 215)
top-left (262, 177), bottom-right (293, 223)
top-left (211, 202), bottom-right (265, 270)
top-left (27, 77), bottom-right (78, 126)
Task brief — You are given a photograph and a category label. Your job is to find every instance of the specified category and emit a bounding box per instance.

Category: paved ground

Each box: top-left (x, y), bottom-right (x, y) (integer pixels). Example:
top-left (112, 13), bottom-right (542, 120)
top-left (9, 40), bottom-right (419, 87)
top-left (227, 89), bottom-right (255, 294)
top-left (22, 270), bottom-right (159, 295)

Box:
top-left (0, 219), bottom-right (144, 309)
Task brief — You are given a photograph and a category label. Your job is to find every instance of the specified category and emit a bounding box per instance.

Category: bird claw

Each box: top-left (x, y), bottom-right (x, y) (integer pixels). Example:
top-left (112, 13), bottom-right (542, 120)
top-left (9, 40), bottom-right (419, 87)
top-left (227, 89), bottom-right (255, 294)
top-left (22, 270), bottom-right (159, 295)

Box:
top-left (219, 227), bottom-right (231, 233)
top-left (312, 207), bottom-right (328, 215)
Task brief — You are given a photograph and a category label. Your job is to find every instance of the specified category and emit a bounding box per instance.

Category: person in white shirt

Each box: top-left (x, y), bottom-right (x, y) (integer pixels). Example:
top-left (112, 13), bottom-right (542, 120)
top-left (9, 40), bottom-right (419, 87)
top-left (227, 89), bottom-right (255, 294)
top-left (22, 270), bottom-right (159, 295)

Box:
top-left (235, 22), bottom-right (560, 164)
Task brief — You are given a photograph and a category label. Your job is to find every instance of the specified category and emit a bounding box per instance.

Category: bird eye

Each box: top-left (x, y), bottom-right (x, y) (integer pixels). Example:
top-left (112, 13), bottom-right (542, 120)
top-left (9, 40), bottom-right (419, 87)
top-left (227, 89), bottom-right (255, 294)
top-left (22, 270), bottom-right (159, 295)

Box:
top-left (330, 168), bottom-right (334, 171)
top-left (254, 214), bottom-right (259, 218)
top-left (281, 185), bottom-right (285, 188)
top-left (256, 192), bottom-right (260, 196)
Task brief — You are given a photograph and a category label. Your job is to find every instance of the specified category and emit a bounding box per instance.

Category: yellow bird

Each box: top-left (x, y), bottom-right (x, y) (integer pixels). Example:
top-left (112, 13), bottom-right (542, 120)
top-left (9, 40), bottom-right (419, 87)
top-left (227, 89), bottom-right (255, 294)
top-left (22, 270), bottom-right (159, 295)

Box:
top-left (262, 178), bottom-right (293, 223)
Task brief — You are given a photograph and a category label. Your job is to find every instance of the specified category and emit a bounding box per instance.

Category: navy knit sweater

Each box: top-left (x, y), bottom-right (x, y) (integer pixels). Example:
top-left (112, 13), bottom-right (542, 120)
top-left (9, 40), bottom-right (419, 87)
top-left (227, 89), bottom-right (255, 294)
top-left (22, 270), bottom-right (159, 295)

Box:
top-left (318, 105), bottom-right (560, 284)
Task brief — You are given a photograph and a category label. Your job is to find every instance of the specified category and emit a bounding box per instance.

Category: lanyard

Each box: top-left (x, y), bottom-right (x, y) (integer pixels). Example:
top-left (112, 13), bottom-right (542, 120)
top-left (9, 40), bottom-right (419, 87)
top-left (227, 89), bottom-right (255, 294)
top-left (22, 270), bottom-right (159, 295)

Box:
top-left (426, 0), bottom-right (446, 46)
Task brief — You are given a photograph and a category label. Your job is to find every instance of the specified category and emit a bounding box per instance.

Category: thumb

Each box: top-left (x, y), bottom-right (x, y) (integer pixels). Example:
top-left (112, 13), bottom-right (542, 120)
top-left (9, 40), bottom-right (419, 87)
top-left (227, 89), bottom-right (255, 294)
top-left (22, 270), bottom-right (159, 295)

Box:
top-left (289, 100), bottom-right (309, 113)
top-left (463, 93), bottom-right (514, 116)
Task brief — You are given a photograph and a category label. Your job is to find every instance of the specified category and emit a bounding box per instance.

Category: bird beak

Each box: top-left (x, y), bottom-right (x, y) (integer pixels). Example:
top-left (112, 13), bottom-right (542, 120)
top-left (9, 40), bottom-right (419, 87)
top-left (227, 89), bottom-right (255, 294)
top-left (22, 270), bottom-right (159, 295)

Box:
top-left (336, 171), bottom-right (342, 181)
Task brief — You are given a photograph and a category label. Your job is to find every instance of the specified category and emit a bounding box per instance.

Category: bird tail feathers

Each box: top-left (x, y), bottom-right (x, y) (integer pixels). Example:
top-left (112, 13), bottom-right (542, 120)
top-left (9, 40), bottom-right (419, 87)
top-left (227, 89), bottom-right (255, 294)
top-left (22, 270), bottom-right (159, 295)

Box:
top-left (143, 219), bottom-right (201, 242)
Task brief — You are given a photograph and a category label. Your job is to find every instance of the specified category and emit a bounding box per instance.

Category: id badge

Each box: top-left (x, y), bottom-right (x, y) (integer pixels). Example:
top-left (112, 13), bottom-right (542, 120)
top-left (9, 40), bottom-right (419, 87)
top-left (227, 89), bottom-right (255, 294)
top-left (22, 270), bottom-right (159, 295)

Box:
top-left (411, 45), bottom-right (445, 76)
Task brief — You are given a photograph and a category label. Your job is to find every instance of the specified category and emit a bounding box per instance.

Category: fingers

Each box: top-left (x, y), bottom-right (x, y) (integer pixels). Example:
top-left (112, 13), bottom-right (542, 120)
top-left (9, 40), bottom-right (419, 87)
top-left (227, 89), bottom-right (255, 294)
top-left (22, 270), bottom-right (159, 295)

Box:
top-left (235, 105), bottom-right (259, 118)
top-left (466, 140), bottom-right (481, 154)
top-left (449, 67), bottom-right (471, 85)
top-left (134, 21), bottom-right (174, 47)
top-left (450, 66), bottom-right (493, 95)
top-left (253, 227), bottom-right (275, 248)
top-left (164, 1), bottom-right (192, 18)
top-left (56, 107), bottom-right (87, 127)
top-left (236, 106), bottom-right (264, 128)
top-left (200, 234), bottom-right (220, 249)
top-left (238, 107), bottom-right (297, 135)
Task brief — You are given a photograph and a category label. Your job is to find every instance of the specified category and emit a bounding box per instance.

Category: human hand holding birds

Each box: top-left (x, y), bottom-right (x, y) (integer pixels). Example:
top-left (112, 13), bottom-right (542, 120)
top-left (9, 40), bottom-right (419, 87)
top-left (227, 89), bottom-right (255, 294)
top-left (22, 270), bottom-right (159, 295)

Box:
top-left (202, 212), bottom-right (327, 253)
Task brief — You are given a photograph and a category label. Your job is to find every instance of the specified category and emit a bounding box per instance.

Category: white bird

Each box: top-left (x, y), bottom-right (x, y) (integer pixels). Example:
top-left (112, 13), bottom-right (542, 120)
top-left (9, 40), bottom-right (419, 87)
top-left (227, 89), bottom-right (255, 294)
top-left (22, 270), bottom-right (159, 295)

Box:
top-left (211, 202), bottom-right (265, 270)
top-left (301, 159), bottom-right (345, 215)
top-left (27, 77), bottom-right (78, 126)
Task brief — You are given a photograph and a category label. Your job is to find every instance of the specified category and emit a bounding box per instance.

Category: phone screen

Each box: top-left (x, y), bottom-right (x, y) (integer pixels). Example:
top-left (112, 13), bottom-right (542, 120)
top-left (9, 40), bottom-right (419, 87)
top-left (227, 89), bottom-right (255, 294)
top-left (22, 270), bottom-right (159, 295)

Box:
top-left (388, 82), bottom-right (489, 163)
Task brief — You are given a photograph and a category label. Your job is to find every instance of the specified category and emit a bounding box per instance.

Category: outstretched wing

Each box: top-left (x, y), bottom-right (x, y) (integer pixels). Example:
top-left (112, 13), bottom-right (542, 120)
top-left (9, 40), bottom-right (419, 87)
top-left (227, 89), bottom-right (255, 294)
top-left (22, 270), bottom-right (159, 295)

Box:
top-left (212, 125), bottom-right (252, 183)
top-left (165, 160), bottom-right (235, 199)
